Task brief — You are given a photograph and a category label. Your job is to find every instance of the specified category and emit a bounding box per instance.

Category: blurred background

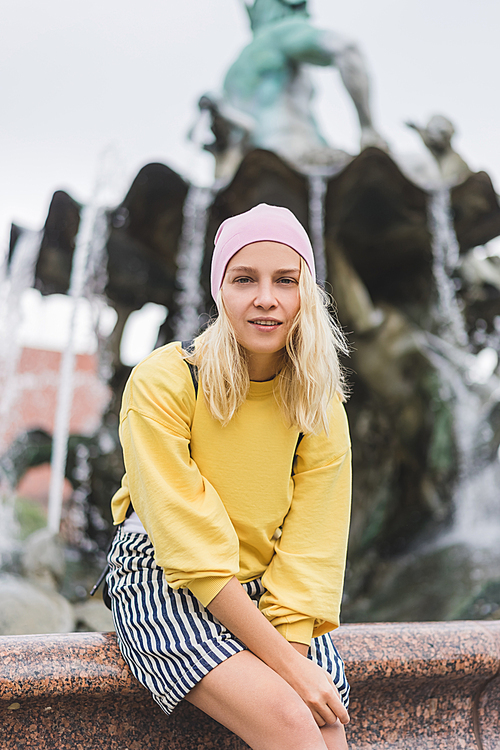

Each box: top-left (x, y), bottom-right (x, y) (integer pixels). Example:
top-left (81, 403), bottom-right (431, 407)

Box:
top-left (1, 0), bottom-right (500, 634)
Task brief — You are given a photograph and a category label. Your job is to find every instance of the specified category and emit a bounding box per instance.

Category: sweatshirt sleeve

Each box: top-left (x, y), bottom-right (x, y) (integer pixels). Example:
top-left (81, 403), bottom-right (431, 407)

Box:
top-left (117, 348), bottom-right (240, 606)
top-left (260, 394), bottom-right (352, 645)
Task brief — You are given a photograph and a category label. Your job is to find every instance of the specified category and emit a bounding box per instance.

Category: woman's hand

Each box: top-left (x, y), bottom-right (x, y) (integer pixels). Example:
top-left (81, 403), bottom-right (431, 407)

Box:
top-left (287, 644), bottom-right (349, 727)
top-left (207, 579), bottom-right (349, 728)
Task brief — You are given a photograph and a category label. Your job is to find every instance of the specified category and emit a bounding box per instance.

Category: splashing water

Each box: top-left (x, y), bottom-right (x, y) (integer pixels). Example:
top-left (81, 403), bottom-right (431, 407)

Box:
top-left (0, 230), bottom-right (42, 561)
top-left (420, 189), bottom-right (500, 554)
top-left (307, 174), bottom-right (328, 284)
top-left (0, 230), bottom-right (42, 453)
top-left (427, 188), bottom-right (468, 347)
top-left (47, 206), bottom-right (110, 535)
top-left (425, 333), bottom-right (500, 549)
top-left (173, 185), bottom-right (216, 340)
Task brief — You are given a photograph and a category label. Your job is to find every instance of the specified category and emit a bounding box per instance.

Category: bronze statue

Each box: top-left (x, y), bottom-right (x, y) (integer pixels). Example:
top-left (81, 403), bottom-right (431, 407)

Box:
top-left (194, 0), bottom-right (386, 178)
top-left (406, 115), bottom-right (472, 186)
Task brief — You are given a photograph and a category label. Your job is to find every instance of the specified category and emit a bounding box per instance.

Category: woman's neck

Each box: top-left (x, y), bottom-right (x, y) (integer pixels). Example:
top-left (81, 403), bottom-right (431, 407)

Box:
top-left (247, 351), bottom-right (283, 381)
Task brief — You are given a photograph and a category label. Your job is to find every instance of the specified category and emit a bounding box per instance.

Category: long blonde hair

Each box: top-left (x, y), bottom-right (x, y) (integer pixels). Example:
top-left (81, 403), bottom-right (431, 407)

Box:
top-left (185, 259), bottom-right (349, 434)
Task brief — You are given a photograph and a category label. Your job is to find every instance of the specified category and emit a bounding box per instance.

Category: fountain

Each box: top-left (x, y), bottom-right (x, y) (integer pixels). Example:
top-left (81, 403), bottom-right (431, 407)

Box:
top-left (1, 0), bottom-right (500, 634)
top-left (0, 229), bottom-right (45, 571)
top-left (47, 202), bottom-right (109, 536)
top-left (173, 185), bottom-right (217, 340)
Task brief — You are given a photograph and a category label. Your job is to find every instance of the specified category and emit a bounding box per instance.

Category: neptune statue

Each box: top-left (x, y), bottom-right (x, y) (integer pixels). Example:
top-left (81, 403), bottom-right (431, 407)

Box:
top-left (193, 0), bottom-right (387, 178)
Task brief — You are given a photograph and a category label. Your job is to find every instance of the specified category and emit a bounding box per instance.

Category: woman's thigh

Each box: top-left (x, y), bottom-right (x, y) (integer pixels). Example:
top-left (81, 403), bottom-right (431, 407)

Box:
top-left (185, 650), bottom-right (346, 750)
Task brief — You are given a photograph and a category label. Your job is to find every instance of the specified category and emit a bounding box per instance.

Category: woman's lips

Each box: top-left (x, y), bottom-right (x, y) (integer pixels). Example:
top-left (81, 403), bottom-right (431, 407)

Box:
top-left (249, 319), bottom-right (282, 330)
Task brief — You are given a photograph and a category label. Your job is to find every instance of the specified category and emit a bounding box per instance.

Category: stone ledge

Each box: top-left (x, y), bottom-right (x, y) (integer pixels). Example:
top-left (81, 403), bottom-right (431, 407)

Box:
top-left (0, 621), bottom-right (499, 749)
top-left (338, 621), bottom-right (500, 750)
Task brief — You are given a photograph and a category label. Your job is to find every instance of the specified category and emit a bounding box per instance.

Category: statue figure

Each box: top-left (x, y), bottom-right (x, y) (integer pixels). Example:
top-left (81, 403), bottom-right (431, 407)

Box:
top-left (190, 94), bottom-right (255, 182)
top-left (406, 115), bottom-right (472, 187)
top-left (193, 0), bottom-right (386, 178)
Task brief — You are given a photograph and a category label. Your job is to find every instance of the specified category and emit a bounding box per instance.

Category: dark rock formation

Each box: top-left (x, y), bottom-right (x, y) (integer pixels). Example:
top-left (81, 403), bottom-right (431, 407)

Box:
top-left (325, 148), bottom-right (433, 309)
top-left (452, 171), bottom-right (500, 251)
top-left (107, 162), bottom-right (188, 316)
top-left (34, 190), bottom-right (81, 296)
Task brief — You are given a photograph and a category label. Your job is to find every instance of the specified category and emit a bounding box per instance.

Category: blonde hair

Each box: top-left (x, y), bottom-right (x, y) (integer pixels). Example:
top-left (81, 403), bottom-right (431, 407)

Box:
top-left (185, 259), bottom-right (349, 434)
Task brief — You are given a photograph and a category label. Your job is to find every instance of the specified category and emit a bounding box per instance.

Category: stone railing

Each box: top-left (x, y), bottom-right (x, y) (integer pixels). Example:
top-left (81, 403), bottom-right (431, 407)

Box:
top-left (0, 621), bottom-right (499, 749)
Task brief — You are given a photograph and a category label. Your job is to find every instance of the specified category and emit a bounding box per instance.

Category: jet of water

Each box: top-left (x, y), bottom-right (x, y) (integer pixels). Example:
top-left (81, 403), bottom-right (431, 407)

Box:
top-left (47, 208), bottom-right (109, 535)
top-left (427, 188), bottom-right (468, 347)
top-left (173, 185), bottom-right (216, 341)
top-left (307, 174), bottom-right (328, 284)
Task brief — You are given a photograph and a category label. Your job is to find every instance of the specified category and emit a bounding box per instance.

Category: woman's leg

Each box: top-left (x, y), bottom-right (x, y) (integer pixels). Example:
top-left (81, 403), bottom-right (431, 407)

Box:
top-left (321, 723), bottom-right (348, 750)
top-left (185, 650), bottom-right (347, 750)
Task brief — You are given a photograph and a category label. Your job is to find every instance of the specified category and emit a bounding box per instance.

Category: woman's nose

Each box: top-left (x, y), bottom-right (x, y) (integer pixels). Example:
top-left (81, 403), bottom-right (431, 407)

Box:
top-left (254, 281), bottom-right (277, 308)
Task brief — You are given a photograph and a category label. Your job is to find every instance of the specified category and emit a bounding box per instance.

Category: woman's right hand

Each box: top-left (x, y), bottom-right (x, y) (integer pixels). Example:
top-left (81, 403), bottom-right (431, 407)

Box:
top-left (284, 654), bottom-right (350, 727)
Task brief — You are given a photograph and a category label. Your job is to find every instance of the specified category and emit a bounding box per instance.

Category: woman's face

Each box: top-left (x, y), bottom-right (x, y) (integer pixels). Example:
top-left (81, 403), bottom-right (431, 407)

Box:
top-left (221, 241), bottom-right (301, 375)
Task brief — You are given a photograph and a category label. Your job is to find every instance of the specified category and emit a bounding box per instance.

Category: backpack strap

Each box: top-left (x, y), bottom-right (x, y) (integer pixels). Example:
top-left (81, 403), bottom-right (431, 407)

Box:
top-left (291, 432), bottom-right (304, 477)
top-left (181, 339), bottom-right (199, 396)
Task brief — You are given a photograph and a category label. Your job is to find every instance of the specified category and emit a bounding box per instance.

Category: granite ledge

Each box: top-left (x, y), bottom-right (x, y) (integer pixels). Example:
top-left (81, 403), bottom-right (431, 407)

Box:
top-left (0, 621), bottom-right (499, 750)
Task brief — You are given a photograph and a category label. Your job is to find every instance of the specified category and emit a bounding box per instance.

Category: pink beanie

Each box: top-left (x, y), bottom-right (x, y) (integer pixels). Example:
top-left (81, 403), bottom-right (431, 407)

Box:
top-left (211, 203), bottom-right (316, 302)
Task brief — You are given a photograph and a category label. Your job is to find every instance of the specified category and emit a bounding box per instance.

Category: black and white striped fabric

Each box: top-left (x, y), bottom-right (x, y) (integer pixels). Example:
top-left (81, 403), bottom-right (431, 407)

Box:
top-left (107, 528), bottom-right (350, 715)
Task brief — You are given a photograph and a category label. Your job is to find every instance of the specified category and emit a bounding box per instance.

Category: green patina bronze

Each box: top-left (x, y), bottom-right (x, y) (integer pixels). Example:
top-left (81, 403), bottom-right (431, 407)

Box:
top-left (196, 0), bottom-right (386, 178)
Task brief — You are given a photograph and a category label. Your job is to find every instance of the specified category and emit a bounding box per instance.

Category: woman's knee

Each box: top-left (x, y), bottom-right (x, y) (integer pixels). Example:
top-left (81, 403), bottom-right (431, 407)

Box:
top-left (265, 692), bottom-right (320, 745)
top-left (274, 694), bottom-right (313, 727)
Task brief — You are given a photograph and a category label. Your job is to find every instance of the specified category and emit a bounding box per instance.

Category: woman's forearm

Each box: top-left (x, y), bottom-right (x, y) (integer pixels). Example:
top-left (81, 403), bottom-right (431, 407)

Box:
top-left (206, 576), bottom-right (349, 726)
top-left (290, 641), bottom-right (310, 657)
top-left (207, 577), bottom-right (305, 675)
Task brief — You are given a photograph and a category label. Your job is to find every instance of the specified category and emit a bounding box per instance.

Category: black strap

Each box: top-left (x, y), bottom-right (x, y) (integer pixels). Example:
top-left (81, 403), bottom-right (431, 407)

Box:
top-left (181, 339), bottom-right (199, 396)
top-left (291, 432), bottom-right (304, 476)
top-left (89, 562), bottom-right (110, 598)
top-left (89, 524), bottom-right (118, 604)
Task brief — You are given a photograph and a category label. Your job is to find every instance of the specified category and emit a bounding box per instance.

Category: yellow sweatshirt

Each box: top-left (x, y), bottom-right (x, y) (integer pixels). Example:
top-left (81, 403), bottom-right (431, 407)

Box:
top-left (111, 342), bottom-right (351, 645)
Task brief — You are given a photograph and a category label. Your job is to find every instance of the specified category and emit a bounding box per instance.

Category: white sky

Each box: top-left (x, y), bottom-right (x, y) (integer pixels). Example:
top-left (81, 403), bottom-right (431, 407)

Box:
top-left (2, 0), bottom-right (500, 357)
top-left (2, 0), bottom-right (500, 241)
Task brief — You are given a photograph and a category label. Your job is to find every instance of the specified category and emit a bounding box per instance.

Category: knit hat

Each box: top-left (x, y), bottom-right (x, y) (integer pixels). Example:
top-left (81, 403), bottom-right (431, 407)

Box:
top-left (211, 203), bottom-right (316, 302)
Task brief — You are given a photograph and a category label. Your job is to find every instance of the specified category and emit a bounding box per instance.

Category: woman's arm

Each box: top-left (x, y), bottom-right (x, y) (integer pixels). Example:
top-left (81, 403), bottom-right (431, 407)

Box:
top-left (260, 396), bottom-right (352, 641)
top-left (207, 576), bottom-right (349, 728)
top-left (114, 347), bottom-right (241, 604)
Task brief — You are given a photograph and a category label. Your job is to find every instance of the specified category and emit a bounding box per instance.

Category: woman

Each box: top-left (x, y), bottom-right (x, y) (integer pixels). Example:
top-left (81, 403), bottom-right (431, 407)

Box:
top-left (107, 203), bottom-right (352, 750)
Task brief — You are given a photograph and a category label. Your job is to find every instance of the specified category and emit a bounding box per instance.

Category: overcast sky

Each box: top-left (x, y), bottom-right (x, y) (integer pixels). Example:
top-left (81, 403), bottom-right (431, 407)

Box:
top-left (2, 0), bottom-right (500, 249)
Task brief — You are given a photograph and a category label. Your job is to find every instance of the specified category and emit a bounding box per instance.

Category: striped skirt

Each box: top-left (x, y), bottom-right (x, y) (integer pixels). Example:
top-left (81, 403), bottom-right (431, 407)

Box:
top-left (107, 528), bottom-right (350, 715)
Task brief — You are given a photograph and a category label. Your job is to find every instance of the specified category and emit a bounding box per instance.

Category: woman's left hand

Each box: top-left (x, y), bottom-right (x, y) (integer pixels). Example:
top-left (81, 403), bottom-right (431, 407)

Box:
top-left (289, 641), bottom-right (347, 727)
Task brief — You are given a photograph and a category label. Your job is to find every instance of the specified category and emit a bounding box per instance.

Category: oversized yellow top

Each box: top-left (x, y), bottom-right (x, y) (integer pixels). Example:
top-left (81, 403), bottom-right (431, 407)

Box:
top-left (111, 342), bottom-right (352, 645)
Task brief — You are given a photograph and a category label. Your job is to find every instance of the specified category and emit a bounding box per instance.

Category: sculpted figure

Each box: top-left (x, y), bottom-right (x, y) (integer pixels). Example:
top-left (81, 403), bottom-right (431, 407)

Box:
top-left (406, 115), bottom-right (472, 187)
top-left (195, 0), bottom-right (386, 178)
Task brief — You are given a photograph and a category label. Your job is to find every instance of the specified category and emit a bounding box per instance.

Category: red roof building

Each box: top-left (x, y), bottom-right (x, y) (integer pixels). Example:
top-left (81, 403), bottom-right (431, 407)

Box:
top-left (3, 348), bottom-right (110, 504)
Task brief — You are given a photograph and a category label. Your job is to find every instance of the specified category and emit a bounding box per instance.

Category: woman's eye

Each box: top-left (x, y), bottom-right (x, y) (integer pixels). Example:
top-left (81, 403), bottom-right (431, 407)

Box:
top-left (278, 278), bottom-right (297, 285)
top-left (235, 277), bottom-right (252, 284)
